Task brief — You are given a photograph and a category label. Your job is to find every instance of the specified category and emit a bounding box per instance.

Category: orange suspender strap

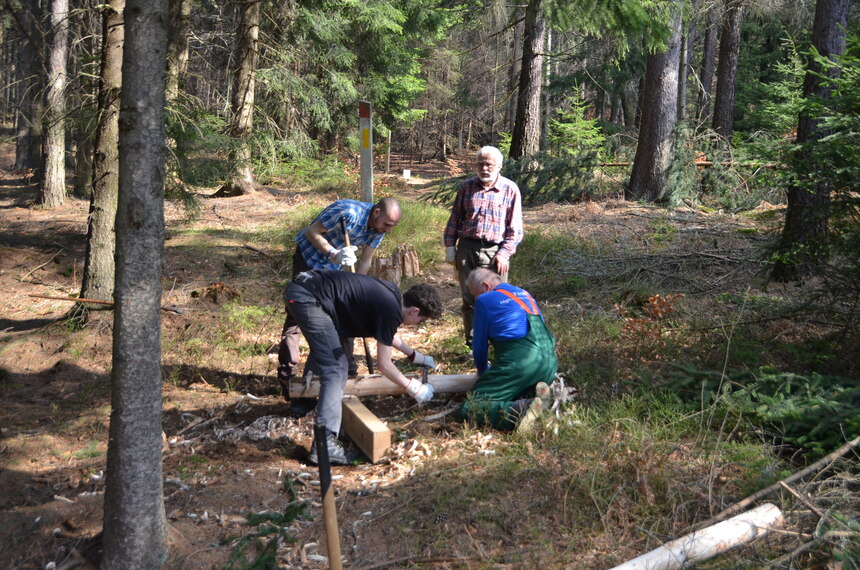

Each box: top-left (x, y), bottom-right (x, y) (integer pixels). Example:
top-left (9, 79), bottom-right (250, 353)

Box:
top-left (497, 288), bottom-right (539, 315)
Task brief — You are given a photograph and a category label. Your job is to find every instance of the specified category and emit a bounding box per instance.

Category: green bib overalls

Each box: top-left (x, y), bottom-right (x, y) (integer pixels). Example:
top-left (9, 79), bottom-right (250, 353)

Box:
top-left (457, 289), bottom-right (558, 430)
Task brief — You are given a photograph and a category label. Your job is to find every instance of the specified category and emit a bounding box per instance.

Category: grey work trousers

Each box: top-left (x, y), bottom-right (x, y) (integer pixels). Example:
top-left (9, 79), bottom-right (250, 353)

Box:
top-left (283, 281), bottom-right (348, 433)
top-left (278, 247), bottom-right (357, 385)
top-left (455, 237), bottom-right (507, 345)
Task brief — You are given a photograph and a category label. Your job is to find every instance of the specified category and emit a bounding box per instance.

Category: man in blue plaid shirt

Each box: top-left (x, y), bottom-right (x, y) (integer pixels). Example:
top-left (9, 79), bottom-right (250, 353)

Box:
top-left (444, 146), bottom-right (523, 347)
top-left (278, 198), bottom-right (401, 415)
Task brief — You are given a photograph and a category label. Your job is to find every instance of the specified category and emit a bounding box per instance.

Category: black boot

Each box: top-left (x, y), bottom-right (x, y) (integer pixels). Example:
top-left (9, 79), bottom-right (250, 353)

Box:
top-left (307, 431), bottom-right (349, 466)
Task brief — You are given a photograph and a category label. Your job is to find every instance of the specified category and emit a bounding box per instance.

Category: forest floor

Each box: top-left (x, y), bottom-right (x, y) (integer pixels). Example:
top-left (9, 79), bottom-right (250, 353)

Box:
top-left (0, 137), bottom-right (854, 569)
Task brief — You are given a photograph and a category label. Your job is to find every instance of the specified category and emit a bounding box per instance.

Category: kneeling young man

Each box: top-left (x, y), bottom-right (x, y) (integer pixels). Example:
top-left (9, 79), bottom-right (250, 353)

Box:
top-left (284, 269), bottom-right (443, 464)
top-left (456, 267), bottom-right (557, 432)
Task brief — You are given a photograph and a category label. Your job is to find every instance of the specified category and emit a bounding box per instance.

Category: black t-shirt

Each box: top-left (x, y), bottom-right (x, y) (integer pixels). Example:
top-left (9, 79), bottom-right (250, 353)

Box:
top-left (296, 270), bottom-right (403, 345)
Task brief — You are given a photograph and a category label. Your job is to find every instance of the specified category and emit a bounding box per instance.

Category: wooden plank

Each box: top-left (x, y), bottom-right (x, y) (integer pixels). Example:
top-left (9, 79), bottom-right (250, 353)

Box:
top-left (341, 397), bottom-right (391, 463)
top-left (288, 373), bottom-right (478, 399)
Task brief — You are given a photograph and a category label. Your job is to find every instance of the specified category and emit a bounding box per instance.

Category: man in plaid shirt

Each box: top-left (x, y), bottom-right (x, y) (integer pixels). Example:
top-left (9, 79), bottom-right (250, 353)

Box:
top-left (444, 146), bottom-right (523, 346)
top-left (279, 198), bottom-right (401, 415)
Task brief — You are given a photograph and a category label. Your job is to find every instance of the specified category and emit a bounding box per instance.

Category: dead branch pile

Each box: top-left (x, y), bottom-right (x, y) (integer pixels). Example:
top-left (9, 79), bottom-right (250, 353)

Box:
top-left (557, 245), bottom-right (765, 293)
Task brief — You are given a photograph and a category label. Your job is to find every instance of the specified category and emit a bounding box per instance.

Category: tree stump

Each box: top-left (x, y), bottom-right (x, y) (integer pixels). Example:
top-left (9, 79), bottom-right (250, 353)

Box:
top-left (371, 244), bottom-right (420, 286)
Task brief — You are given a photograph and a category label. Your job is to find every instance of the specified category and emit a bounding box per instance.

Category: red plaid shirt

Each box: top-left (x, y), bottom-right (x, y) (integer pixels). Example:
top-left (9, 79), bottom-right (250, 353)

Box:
top-left (443, 175), bottom-right (523, 259)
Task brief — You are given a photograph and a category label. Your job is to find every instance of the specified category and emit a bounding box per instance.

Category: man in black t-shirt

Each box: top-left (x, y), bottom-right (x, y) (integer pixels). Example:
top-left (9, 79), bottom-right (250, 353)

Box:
top-left (284, 270), bottom-right (443, 465)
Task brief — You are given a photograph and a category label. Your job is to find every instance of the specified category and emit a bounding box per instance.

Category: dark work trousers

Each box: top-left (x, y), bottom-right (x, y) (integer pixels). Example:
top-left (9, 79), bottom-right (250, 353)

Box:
top-left (283, 280), bottom-right (348, 433)
top-left (455, 237), bottom-right (507, 345)
top-left (278, 248), bottom-right (357, 396)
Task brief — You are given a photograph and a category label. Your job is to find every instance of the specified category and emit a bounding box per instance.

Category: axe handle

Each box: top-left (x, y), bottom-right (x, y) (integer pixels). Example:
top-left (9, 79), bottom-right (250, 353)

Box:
top-left (339, 218), bottom-right (375, 375)
top-left (314, 423), bottom-right (343, 570)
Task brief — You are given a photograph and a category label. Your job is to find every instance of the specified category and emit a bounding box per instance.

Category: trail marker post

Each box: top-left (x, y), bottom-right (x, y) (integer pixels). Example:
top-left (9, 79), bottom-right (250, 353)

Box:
top-left (359, 100), bottom-right (373, 203)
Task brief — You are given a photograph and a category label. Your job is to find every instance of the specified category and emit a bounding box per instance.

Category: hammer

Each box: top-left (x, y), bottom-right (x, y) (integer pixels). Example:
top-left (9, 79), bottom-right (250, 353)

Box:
top-left (339, 217), bottom-right (375, 375)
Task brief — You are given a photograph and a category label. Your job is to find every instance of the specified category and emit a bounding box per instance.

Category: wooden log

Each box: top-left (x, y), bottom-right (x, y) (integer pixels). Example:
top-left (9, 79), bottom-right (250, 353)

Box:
top-left (341, 397), bottom-right (391, 463)
top-left (288, 373), bottom-right (478, 399)
top-left (609, 503), bottom-right (784, 570)
top-left (371, 244), bottom-right (419, 286)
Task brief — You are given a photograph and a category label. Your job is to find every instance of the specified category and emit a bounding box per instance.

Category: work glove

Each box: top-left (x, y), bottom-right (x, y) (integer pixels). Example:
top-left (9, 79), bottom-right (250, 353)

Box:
top-left (328, 246), bottom-right (358, 267)
top-left (409, 350), bottom-right (436, 369)
top-left (445, 246), bottom-right (456, 264)
top-left (404, 378), bottom-right (434, 403)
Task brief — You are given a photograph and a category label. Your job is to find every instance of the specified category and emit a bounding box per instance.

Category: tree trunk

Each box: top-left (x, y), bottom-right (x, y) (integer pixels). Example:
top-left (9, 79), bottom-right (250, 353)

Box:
top-left (697, 2), bottom-right (719, 123)
top-left (14, 0), bottom-right (43, 174)
top-left (678, 25), bottom-right (695, 123)
top-left (80, 0), bottom-right (124, 305)
top-left (165, 0), bottom-right (192, 103)
top-left (626, 6), bottom-right (681, 203)
top-left (214, 0), bottom-right (261, 197)
top-left (711, 0), bottom-right (743, 141)
top-left (540, 26), bottom-right (552, 150)
top-left (503, 5), bottom-right (523, 133)
top-left (772, 0), bottom-right (850, 281)
top-left (38, 0), bottom-right (70, 208)
top-left (509, 0), bottom-right (545, 160)
top-left (100, 0), bottom-right (169, 566)
top-left (72, 131), bottom-right (93, 198)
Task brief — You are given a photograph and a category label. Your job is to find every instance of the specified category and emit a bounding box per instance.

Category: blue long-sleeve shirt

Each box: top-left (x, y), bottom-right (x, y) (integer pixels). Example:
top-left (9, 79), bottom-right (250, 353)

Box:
top-left (472, 283), bottom-right (544, 375)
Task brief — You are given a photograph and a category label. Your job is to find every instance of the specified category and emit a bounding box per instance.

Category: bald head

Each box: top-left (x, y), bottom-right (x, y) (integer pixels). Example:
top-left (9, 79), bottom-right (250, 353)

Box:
top-left (466, 267), bottom-right (502, 298)
top-left (370, 197), bottom-right (401, 233)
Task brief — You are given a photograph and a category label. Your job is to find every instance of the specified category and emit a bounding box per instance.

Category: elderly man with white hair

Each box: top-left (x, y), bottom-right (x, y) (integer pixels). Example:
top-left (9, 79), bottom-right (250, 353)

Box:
top-left (443, 146), bottom-right (523, 348)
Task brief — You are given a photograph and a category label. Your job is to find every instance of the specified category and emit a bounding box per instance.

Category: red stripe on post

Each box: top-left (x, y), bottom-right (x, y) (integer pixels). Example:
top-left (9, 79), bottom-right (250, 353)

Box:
top-left (358, 100), bottom-right (371, 118)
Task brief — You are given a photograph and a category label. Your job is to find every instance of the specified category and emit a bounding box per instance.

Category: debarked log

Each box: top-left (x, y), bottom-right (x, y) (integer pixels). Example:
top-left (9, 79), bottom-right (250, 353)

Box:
top-left (609, 503), bottom-right (784, 570)
top-left (288, 373), bottom-right (478, 399)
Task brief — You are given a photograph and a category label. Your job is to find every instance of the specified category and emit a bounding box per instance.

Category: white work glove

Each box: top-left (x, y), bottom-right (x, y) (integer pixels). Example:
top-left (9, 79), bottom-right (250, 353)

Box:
top-left (404, 378), bottom-right (434, 403)
top-left (328, 246), bottom-right (358, 267)
top-left (445, 246), bottom-right (456, 264)
top-left (409, 350), bottom-right (436, 369)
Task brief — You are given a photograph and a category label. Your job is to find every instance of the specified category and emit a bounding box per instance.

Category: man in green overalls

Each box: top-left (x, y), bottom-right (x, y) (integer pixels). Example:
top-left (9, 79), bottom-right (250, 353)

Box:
top-left (456, 268), bottom-right (558, 432)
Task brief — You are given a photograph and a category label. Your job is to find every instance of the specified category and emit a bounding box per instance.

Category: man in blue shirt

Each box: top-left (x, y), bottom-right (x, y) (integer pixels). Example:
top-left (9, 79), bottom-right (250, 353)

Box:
top-left (456, 268), bottom-right (557, 432)
top-left (278, 198), bottom-right (403, 415)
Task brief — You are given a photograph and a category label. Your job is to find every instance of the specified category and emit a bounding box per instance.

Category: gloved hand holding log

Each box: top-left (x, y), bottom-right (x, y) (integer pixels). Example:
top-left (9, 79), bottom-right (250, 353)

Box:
top-left (404, 378), bottom-right (434, 403)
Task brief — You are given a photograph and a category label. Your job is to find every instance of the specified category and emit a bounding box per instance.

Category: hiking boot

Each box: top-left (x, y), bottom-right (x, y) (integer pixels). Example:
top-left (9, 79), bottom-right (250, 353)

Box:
top-left (534, 381), bottom-right (552, 409)
top-left (515, 398), bottom-right (543, 434)
top-left (307, 431), bottom-right (349, 466)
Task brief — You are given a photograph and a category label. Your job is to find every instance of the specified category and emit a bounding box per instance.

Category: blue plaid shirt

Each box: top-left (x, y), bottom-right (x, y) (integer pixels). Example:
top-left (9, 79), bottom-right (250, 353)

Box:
top-left (295, 200), bottom-right (386, 269)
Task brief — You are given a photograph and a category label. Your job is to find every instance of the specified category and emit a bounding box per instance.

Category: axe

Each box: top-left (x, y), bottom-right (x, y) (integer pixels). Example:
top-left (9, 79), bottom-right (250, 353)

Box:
top-left (339, 217), bottom-right (375, 374)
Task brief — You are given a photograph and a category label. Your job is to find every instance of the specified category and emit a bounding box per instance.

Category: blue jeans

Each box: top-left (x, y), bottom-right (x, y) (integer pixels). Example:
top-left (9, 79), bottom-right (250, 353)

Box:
top-left (284, 280), bottom-right (348, 433)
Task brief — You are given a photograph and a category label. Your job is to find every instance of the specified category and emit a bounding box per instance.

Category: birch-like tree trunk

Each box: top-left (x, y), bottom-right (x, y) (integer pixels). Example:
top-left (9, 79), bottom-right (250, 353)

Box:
top-left (214, 0), bottom-right (261, 196)
top-left (101, 0), bottom-right (169, 566)
top-left (626, 5), bottom-right (681, 203)
top-left (38, 0), bottom-right (70, 208)
top-left (80, 0), bottom-right (124, 305)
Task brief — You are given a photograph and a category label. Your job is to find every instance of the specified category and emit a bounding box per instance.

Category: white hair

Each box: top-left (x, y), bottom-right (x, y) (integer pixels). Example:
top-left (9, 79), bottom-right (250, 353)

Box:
top-left (476, 146), bottom-right (503, 166)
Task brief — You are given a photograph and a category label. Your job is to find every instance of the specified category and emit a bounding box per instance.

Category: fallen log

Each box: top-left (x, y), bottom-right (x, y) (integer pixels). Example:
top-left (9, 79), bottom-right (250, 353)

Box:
top-left (689, 434), bottom-right (860, 532)
top-left (610, 503), bottom-right (784, 570)
top-left (288, 373), bottom-right (478, 399)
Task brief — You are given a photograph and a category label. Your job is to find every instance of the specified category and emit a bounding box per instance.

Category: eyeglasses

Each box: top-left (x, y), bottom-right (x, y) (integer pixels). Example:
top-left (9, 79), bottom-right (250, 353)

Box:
top-left (477, 161), bottom-right (498, 168)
